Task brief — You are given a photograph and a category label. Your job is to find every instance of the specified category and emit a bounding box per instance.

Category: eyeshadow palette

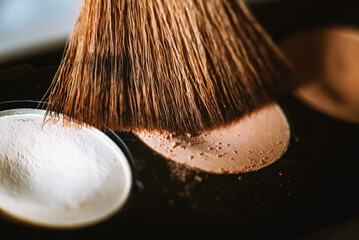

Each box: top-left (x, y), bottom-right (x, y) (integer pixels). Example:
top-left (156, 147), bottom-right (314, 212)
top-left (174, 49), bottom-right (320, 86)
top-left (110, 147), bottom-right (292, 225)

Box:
top-left (0, 0), bottom-right (359, 239)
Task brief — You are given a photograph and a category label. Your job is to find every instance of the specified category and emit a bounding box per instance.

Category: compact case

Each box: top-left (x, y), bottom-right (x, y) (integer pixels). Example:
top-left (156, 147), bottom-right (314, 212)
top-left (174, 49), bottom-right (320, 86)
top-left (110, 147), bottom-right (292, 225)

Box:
top-left (0, 0), bottom-right (359, 239)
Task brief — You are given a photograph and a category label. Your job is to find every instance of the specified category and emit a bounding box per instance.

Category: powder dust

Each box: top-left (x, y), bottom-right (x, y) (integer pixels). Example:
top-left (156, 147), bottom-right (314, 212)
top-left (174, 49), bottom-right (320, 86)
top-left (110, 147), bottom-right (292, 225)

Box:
top-left (136, 103), bottom-right (290, 174)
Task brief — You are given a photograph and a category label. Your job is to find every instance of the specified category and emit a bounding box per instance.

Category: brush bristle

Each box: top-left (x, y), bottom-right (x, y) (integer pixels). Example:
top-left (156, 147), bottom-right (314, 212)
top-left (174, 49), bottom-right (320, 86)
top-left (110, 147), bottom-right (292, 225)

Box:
top-left (44, 0), bottom-right (291, 133)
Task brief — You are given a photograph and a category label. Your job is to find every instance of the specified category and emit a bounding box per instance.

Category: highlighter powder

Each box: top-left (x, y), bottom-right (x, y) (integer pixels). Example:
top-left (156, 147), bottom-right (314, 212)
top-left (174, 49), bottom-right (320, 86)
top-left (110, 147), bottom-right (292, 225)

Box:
top-left (281, 27), bottom-right (359, 124)
top-left (136, 103), bottom-right (290, 174)
top-left (0, 109), bottom-right (132, 228)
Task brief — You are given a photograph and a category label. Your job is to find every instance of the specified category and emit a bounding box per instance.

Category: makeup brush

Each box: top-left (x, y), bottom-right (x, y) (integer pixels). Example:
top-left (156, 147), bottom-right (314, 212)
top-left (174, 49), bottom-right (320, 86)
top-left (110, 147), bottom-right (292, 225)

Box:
top-left (44, 0), bottom-right (292, 134)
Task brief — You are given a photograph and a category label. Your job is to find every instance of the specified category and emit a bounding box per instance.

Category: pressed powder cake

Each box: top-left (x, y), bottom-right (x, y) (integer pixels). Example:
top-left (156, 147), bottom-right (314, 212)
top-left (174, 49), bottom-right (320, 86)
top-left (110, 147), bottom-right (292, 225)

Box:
top-left (0, 109), bottom-right (132, 228)
top-left (136, 103), bottom-right (290, 174)
top-left (282, 27), bottom-right (359, 124)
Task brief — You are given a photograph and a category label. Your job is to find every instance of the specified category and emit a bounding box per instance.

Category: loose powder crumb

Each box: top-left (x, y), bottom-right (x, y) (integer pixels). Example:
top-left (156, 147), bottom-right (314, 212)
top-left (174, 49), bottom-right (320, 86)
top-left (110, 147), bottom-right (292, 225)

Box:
top-left (194, 176), bottom-right (203, 182)
top-left (136, 103), bottom-right (290, 174)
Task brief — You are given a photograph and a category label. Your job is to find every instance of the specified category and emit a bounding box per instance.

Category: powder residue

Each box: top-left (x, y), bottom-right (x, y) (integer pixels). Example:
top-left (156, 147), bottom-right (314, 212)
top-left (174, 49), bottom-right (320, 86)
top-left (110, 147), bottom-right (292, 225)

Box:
top-left (136, 103), bottom-right (290, 174)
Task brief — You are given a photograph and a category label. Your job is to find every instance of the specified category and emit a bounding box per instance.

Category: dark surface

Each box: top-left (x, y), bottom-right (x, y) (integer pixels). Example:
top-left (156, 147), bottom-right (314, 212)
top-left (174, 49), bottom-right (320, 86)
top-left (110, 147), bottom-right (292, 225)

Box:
top-left (1, 1), bottom-right (359, 239)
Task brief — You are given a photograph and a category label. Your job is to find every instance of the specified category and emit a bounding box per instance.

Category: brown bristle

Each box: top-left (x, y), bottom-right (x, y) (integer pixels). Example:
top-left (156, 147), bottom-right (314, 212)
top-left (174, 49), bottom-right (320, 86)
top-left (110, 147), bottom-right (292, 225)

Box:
top-left (43, 0), bottom-right (292, 133)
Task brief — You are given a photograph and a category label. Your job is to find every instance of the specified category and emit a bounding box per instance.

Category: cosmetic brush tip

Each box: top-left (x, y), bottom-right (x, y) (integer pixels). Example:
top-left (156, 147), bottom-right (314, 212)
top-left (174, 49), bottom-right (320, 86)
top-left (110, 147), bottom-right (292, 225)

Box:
top-left (44, 0), bottom-right (293, 134)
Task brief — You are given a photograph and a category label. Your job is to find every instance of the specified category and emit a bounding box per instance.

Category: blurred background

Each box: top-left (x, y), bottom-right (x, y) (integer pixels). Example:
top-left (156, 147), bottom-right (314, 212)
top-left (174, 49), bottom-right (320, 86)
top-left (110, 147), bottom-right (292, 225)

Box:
top-left (0, 0), bottom-right (275, 68)
top-left (0, 0), bottom-right (80, 66)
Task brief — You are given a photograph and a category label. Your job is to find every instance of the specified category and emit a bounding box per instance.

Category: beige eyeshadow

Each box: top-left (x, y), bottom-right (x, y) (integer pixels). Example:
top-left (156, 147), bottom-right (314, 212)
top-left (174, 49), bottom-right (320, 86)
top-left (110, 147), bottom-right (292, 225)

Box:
top-left (281, 26), bottom-right (359, 124)
top-left (135, 103), bottom-right (290, 174)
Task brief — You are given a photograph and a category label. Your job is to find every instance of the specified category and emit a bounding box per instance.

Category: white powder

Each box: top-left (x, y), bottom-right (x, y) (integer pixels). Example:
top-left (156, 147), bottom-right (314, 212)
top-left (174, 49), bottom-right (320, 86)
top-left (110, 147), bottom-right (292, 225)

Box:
top-left (0, 109), bottom-right (132, 228)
